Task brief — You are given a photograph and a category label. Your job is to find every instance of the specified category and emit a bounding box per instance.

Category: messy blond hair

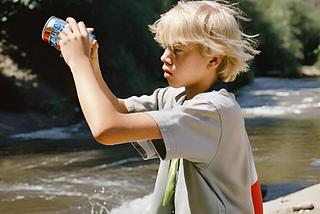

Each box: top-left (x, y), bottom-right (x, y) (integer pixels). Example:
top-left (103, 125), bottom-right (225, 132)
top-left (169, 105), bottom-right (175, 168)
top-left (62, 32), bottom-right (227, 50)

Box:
top-left (149, 0), bottom-right (260, 82)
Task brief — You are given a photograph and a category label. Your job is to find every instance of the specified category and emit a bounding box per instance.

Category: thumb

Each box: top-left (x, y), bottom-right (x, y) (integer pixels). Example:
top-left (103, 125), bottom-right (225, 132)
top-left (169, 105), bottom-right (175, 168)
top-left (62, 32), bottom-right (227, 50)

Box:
top-left (91, 40), bottom-right (99, 59)
top-left (87, 27), bottom-right (94, 33)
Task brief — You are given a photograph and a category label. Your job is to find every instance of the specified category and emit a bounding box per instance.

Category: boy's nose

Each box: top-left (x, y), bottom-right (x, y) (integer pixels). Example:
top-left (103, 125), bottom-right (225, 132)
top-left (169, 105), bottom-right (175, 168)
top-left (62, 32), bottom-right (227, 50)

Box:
top-left (160, 49), bottom-right (172, 64)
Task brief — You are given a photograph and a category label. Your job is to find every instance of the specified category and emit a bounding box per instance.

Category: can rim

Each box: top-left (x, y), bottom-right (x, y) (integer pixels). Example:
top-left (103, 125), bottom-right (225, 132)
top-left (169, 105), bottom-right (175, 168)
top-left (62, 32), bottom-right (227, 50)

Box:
top-left (41, 16), bottom-right (56, 40)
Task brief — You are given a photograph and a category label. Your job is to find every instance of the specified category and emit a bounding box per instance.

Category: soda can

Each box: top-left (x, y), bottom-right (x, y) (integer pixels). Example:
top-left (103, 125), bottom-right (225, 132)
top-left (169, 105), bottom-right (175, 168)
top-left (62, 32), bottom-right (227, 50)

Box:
top-left (41, 16), bottom-right (95, 51)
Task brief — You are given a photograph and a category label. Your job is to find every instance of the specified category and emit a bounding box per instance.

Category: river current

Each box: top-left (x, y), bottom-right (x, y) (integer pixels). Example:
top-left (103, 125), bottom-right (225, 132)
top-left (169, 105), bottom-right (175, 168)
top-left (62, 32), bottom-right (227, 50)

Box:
top-left (1, 77), bottom-right (320, 213)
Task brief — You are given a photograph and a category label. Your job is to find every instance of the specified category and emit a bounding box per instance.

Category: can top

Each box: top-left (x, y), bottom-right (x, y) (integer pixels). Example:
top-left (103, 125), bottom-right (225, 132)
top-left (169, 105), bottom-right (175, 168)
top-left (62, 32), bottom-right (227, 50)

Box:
top-left (41, 16), bottom-right (56, 41)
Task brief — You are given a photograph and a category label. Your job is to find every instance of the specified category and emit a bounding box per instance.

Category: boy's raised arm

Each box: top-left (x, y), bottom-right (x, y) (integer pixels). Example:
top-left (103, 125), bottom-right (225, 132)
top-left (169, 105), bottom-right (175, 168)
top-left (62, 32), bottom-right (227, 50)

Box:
top-left (59, 17), bottom-right (162, 145)
top-left (89, 38), bottom-right (128, 114)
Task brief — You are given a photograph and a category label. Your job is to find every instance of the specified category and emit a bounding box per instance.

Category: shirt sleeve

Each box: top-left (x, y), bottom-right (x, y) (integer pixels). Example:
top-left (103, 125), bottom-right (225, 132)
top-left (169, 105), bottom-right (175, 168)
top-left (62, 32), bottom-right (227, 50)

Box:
top-left (124, 88), bottom-right (164, 113)
top-left (146, 101), bottom-right (222, 163)
top-left (124, 88), bottom-right (222, 164)
top-left (124, 88), bottom-right (169, 160)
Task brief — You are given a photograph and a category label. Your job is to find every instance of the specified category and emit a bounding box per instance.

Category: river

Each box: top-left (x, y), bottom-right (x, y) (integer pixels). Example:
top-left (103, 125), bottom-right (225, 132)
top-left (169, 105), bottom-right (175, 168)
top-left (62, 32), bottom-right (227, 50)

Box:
top-left (1, 77), bottom-right (320, 213)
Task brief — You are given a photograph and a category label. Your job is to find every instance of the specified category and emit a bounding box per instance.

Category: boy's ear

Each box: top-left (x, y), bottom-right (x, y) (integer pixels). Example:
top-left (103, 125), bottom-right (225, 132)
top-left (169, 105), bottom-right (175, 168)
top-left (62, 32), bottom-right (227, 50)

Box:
top-left (207, 56), bottom-right (223, 70)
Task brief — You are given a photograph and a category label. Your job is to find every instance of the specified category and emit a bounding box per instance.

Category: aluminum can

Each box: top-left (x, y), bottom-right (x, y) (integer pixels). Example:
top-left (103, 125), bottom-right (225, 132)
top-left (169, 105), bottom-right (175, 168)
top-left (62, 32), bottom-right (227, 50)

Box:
top-left (41, 16), bottom-right (95, 51)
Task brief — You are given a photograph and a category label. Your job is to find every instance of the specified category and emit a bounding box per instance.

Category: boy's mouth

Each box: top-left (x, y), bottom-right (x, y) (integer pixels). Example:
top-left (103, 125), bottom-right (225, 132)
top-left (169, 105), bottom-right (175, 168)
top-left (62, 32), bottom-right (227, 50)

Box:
top-left (162, 66), bottom-right (172, 78)
top-left (164, 71), bottom-right (171, 78)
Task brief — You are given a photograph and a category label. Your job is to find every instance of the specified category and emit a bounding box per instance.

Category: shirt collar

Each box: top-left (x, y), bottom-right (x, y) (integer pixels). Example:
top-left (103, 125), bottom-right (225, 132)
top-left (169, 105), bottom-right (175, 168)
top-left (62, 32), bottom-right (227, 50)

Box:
top-left (176, 82), bottom-right (228, 104)
top-left (205, 82), bottom-right (228, 92)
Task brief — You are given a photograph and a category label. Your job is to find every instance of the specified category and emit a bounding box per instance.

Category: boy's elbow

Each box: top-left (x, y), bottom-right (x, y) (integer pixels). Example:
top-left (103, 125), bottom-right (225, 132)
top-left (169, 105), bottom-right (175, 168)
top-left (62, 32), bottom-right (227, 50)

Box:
top-left (89, 112), bottom-right (125, 145)
top-left (91, 126), bottom-right (117, 146)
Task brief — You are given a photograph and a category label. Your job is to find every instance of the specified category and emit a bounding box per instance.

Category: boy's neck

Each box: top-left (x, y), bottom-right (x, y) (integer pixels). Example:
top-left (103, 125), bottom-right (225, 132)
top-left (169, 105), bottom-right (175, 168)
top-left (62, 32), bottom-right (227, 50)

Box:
top-left (185, 78), bottom-right (220, 100)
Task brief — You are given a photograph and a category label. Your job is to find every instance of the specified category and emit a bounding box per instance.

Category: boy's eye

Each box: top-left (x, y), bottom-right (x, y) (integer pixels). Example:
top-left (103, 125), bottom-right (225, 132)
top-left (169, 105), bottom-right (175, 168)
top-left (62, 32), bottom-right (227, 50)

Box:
top-left (174, 48), bottom-right (183, 53)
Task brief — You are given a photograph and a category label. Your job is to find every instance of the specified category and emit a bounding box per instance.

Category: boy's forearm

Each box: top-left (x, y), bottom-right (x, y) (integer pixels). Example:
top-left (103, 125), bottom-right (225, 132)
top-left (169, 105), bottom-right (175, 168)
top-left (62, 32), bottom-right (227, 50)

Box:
top-left (91, 64), bottom-right (128, 114)
top-left (70, 60), bottom-right (123, 135)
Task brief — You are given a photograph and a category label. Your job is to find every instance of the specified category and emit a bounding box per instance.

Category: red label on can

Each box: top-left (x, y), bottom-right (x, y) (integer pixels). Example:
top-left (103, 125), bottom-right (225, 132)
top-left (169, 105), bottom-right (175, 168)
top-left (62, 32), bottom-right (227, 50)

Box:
top-left (41, 16), bottom-right (66, 51)
top-left (42, 16), bottom-right (95, 51)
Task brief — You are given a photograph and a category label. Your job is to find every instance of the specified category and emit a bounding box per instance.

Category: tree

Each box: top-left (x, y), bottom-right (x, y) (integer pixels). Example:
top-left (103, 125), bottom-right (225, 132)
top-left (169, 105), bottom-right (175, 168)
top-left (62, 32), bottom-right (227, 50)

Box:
top-left (0, 0), bottom-right (176, 114)
top-left (254, 0), bottom-right (320, 77)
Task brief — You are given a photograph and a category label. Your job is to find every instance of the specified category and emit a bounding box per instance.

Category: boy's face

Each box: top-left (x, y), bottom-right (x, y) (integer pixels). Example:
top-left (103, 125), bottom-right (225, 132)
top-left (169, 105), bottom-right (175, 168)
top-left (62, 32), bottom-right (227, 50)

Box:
top-left (161, 42), bottom-right (218, 95)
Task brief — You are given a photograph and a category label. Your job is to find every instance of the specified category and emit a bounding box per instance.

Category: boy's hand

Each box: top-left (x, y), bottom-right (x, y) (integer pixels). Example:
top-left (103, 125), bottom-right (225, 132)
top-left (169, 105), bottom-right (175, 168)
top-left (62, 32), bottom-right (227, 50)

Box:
top-left (89, 38), bottom-right (100, 72)
top-left (59, 17), bottom-right (91, 70)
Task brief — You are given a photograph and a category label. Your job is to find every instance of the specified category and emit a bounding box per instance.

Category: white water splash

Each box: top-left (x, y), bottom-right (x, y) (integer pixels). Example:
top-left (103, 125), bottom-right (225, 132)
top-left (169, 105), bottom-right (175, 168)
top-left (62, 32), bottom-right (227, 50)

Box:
top-left (241, 102), bottom-right (320, 118)
top-left (9, 121), bottom-right (92, 140)
top-left (88, 194), bottom-right (152, 214)
top-left (108, 194), bottom-right (152, 214)
top-left (10, 127), bottom-right (73, 139)
top-left (236, 78), bottom-right (320, 118)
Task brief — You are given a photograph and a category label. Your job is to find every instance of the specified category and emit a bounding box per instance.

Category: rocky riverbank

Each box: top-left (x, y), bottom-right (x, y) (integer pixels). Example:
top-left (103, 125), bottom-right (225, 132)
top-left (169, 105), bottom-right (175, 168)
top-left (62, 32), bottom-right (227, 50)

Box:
top-left (0, 110), bottom-right (82, 143)
top-left (0, 37), bottom-right (82, 142)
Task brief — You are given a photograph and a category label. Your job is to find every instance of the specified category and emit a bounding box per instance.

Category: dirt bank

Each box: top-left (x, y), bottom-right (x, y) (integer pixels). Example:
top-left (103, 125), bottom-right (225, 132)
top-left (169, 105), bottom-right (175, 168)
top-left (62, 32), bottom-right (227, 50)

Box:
top-left (264, 183), bottom-right (320, 213)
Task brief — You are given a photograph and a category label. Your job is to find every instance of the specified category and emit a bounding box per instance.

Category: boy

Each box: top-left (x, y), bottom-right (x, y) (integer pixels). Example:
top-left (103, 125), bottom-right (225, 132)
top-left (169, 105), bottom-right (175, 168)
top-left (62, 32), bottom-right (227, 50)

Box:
top-left (59, 1), bottom-right (263, 213)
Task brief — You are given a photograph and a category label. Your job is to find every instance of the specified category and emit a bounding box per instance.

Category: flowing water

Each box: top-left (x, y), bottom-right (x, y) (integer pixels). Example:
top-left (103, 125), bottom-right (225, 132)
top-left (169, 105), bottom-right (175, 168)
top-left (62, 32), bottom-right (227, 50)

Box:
top-left (1, 77), bottom-right (320, 213)
top-left (0, 140), bottom-right (158, 214)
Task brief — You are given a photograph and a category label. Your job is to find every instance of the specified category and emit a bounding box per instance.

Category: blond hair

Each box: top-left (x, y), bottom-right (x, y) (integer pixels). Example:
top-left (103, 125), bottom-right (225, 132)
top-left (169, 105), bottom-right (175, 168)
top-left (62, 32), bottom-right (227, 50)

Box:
top-left (149, 0), bottom-right (260, 82)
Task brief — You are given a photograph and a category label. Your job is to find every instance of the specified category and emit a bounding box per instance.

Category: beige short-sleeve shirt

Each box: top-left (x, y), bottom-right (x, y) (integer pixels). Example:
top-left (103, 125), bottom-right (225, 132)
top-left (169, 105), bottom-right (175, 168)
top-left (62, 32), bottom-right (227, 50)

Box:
top-left (124, 86), bottom-right (258, 214)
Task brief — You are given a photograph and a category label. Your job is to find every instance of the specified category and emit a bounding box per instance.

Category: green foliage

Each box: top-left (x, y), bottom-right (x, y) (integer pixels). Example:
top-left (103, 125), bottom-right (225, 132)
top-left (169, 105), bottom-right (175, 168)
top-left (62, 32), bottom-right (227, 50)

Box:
top-left (237, 0), bottom-right (320, 78)
top-left (229, 70), bottom-right (255, 92)
top-left (0, 0), bottom-right (175, 115)
top-left (314, 45), bottom-right (320, 55)
top-left (91, 0), bottom-right (172, 97)
top-left (265, 0), bottom-right (319, 64)
top-left (39, 96), bottom-right (69, 117)
top-left (315, 49), bottom-right (320, 70)
top-left (0, 71), bottom-right (27, 111)
top-left (0, 0), bottom-right (96, 21)
top-left (0, 0), bottom-right (41, 21)
top-left (1, 0), bottom-right (320, 116)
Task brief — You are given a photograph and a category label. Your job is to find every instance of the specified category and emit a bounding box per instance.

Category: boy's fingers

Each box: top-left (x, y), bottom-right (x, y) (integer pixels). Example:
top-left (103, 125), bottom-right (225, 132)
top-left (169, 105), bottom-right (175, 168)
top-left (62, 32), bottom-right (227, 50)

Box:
top-left (87, 27), bottom-right (94, 33)
top-left (66, 17), bottom-right (80, 33)
top-left (90, 40), bottom-right (99, 59)
top-left (59, 31), bottom-right (67, 40)
top-left (92, 40), bottom-right (99, 48)
top-left (62, 24), bottom-right (72, 35)
top-left (78, 21), bottom-right (88, 36)
top-left (63, 24), bottom-right (72, 34)
top-left (91, 40), bottom-right (96, 49)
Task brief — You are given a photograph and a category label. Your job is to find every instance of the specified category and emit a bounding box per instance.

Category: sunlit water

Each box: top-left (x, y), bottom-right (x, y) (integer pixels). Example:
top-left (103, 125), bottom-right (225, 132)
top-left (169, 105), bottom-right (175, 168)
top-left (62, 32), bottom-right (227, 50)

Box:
top-left (0, 141), bottom-right (157, 214)
top-left (1, 78), bottom-right (320, 213)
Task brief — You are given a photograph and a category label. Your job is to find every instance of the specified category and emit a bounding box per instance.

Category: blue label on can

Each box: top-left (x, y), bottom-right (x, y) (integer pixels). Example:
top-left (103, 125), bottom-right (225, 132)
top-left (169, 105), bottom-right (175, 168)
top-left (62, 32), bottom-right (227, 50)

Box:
top-left (49, 19), bottom-right (66, 48)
